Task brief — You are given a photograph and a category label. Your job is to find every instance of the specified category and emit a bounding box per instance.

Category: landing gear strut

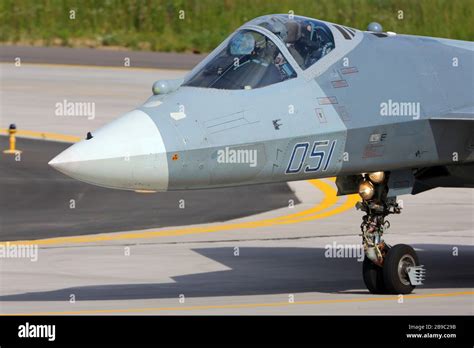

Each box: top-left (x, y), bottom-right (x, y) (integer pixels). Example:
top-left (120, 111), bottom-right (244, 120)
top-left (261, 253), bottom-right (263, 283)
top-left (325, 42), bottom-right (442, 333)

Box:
top-left (356, 172), bottom-right (425, 294)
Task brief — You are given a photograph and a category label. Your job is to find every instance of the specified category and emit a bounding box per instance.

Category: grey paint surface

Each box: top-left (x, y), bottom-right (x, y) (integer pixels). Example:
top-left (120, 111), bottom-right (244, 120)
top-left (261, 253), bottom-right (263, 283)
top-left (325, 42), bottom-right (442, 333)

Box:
top-left (56, 16), bottom-right (472, 193)
top-left (317, 30), bottom-right (474, 177)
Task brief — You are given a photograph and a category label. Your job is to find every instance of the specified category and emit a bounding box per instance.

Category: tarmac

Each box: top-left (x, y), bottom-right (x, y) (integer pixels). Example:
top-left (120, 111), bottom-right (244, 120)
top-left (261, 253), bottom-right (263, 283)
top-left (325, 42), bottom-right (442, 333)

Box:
top-left (0, 136), bottom-right (298, 241)
top-left (0, 45), bottom-right (204, 70)
top-left (0, 61), bottom-right (472, 315)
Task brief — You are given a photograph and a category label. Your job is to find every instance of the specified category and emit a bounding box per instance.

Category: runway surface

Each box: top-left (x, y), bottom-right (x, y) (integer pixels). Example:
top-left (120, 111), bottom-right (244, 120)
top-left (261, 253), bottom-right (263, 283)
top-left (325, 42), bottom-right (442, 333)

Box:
top-left (0, 45), bottom-right (205, 69)
top-left (0, 63), bottom-right (186, 137)
top-left (0, 136), bottom-right (298, 241)
top-left (0, 60), bottom-right (473, 315)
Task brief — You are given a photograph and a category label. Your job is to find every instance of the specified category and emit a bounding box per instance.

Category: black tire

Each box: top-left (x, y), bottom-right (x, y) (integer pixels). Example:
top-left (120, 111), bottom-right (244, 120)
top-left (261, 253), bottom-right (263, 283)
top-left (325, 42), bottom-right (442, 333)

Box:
top-left (383, 244), bottom-right (419, 294)
top-left (362, 257), bottom-right (386, 294)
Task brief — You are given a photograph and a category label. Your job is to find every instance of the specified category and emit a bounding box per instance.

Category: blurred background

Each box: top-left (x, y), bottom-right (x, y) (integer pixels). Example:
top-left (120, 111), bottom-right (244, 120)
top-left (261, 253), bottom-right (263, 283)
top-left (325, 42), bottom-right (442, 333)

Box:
top-left (1, 0), bottom-right (473, 54)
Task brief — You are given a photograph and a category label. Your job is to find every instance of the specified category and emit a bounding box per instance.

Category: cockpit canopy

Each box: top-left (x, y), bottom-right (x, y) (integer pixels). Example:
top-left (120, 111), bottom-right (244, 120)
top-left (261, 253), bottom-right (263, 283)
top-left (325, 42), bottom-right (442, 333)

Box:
top-left (184, 30), bottom-right (297, 90)
top-left (184, 15), bottom-right (335, 90)
top-left (251, 15), bottom-right (335, 70)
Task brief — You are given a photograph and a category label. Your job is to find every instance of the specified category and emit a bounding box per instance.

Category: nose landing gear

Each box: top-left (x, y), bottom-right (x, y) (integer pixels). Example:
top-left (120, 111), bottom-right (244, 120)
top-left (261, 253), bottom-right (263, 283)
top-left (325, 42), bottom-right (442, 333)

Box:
top-left (356, 173), bottom-right (425, 294)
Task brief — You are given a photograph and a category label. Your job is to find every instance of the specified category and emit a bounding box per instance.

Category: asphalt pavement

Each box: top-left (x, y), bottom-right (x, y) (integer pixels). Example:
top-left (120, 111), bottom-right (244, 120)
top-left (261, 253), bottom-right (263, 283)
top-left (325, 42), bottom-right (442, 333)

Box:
top-left (0, 45), bottom-right (205, 69)
top-left (0, 136), bottom-right (297, 241)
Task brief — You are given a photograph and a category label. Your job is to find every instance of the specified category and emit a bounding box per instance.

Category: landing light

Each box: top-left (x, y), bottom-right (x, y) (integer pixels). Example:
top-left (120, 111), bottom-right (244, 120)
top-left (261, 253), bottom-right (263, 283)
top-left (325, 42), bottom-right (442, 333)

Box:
top-left (358, 181), bottom-right (375, 201)
top-left (368, 171), bottom-right (385, 184)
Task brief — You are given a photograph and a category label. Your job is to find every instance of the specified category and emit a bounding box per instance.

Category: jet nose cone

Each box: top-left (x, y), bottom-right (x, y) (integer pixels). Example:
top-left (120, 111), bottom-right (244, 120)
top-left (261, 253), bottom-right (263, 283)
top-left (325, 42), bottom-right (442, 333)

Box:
top-left (48, 110), bottom-right (169, 191)
top-left (48, 144), bottom-right (82, 171)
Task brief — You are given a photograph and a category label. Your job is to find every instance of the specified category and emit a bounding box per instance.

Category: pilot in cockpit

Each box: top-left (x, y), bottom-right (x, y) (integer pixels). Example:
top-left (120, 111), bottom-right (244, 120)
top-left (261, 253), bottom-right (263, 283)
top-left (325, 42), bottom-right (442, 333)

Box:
top-left (285, 19), bottom-right (335, 69)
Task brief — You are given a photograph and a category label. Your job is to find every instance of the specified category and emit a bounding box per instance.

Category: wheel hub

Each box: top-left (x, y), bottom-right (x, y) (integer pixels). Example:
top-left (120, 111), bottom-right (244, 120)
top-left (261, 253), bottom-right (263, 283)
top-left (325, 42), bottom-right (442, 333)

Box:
top-left (397, 254), bottom-right (415, 286)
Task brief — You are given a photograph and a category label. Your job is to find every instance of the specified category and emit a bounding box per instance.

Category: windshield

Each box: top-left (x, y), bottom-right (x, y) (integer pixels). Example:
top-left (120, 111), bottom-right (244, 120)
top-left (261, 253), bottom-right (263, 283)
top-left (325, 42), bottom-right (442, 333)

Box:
top-left (184, 30), bottom-right (296, 90)
top-left (251, 15), bottom-right (335, 70)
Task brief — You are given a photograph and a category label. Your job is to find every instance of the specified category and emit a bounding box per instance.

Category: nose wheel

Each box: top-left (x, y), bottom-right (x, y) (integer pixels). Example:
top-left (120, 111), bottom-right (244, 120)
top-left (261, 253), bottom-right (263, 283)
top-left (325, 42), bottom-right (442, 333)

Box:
top-left (363, 244), bottom-right (424, 294)
top-left (356, 173), bottom-right (425, 294)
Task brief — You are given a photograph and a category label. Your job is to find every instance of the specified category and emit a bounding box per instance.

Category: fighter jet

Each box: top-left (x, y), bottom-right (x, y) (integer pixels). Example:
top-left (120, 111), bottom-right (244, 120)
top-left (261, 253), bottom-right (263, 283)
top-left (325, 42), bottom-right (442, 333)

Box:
top-left (49, 14), bottom-right (474, 295)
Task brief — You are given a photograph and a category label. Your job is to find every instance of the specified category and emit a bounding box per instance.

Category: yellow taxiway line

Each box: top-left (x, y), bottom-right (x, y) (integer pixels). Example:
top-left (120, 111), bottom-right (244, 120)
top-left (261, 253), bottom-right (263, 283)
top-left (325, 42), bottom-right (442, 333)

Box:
top-left (3, 291), bottom-right (473, 316)
top-left (2, 179), bottom-right (359, 246)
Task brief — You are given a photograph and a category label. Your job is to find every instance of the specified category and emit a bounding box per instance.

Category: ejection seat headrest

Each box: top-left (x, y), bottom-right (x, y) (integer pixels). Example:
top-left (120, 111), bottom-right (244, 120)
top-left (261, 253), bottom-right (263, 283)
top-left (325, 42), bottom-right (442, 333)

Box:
top-left (285, 21), bottom-right (301, 43)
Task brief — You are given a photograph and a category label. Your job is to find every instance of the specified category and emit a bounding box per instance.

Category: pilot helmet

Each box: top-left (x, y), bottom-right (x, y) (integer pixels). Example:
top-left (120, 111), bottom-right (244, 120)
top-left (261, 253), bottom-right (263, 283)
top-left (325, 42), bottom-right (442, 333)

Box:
top-left (229, 31), bottom-right (255, 55)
